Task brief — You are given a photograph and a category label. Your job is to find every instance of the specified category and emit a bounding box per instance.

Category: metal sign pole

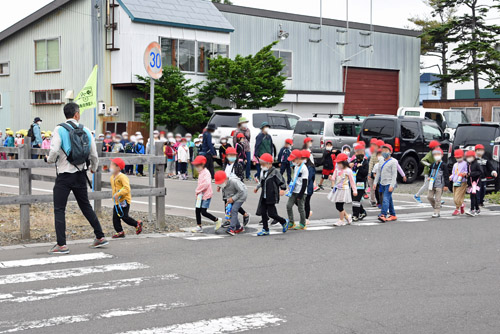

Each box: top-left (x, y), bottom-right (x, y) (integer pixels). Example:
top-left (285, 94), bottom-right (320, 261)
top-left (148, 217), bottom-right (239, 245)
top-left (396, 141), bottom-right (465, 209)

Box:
top-left (149, 78), bottom-right (154, 224)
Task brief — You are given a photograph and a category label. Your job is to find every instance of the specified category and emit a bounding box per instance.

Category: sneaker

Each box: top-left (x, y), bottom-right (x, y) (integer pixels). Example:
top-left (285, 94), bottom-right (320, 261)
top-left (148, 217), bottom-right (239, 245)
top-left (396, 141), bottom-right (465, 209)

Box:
top-left (282, 219), bottom-right (289, 233)
top-left (192, 225), bottom-right (203, 233)
top-left (352, 216), bottom-right (359, 222)
top-left (319, 185), bottom-right (325, 190)
top-left (460, 204), bottom-right (465, 215)
top-left (314, 186), bottom-right (322, 192)
top-left (386, 215), bottom-right (397, 221)
top-left (257, 229), bottom-right (270, 236)
top-left (136, 221), bottom-right (143, 235)
top-left (452, 209), bottom-right (460, 216)
top-left (214, 218), bottom-right (222, 231)
top-left (414, 195), bottom-right (422, 204)
top-left (476, 209), bottom-right (481, 215)
top-left (293, 224), bottom-right (307, 230)
top-left (441, 200), bottom-right (445, 205)
top-left (243, 214), bottom-right (250, 226)
top-left (432, 213), bottom-right (440, 218)
top-left (112, 231), bottom-right (125, 239)
top-left (288, 221), bottom-right (296, 229)
top-left (91, 238), bottom-right (109, 248)
top-left (359, 212), bottom-right (367, 221)
top-left (226, 229), bottom-right (236, 236)
top-left (313, 185), bottom-right (319, 192)
top-left (466, 210), bottom-right (476, 217)
top-left (48, 244), bottom-right (69, 254)
top-left (377, 204), bottom-right (382, 209)
top-left (378, 215), bottom-right (387, 223)
top-left (333, 220), bottom-right (346, 226)
top-left (222, 221), bottom-right (230, 228)
top-left (363, 193), bottom-right (369, 199)
top-left (344, 214), bottom-right (352, 225)
top-left (370, 201), bottom-right (377, 207)
top-left (234, 227), bottom-right (244, 234)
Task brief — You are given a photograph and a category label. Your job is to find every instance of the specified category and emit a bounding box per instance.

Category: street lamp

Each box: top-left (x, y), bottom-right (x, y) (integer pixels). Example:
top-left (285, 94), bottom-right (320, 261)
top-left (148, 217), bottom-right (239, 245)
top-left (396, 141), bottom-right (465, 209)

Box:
top-left (278, 24), bottom-right (289, 40)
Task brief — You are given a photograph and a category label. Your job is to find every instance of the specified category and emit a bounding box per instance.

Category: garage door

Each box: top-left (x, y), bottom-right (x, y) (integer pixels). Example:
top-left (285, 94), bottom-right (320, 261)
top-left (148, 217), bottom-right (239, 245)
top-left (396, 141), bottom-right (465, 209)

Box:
top-left (343, 67), bottom-right (399, 116)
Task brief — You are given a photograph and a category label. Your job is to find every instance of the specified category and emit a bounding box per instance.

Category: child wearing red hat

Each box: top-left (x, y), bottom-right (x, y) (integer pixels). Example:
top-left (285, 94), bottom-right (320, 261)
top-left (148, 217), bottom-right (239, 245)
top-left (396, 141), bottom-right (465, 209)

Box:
top-left (235, 133), bottom-right (248, 168)
top-left (110, 158), bottom-right (142, 238)
top-left (450, 149), bottom-right (468, 215)
top-left (368, 139), bottom-right (383, 206)
top-left (214, 171), bottom-right (248, 236)
top-left (465, 150), bottom-right (482, 216)
top-left (301, 149), bottom-right (316, 227)
top-left (278, 139), bottom-right (293, 184)
top-left (414, 140), bottom-right (441, 204)
top-left (351, 142), bottom-right (369, 221)
top-left (286, 149), bottom-right (308, 229)
top-left (426, 148), bottom-right (450, 218)
top-left (328, 153), bottom-right (357, 226)
top-left (318, 140), bottom-right (336, 191)
top-left (192, 155), bottom-right (223, 233)
top-left (177, 138), bottom-right (190, 180)
top-left (373, 144), bottom-right (399, 222)
top-left (475, 144), bottom-right (498, 207)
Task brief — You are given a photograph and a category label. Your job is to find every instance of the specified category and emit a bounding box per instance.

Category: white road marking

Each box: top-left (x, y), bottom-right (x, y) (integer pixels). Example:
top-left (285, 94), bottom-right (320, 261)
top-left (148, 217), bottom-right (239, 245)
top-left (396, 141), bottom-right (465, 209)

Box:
top-left (0, 303), bottom-right (185, 333)
top-left (401, 219), bottom-right (427, 222)
top-left (306, 226), bottom-right (335, 231)
top-left (0, 262), bottom-right (147, 285)
top-left (115, 312), bottom-right (285, 334)
top-left (0, 184), bottom-right (52, 193)
top-left (0, 274), bottom-right (178, 304)
top-left (185, 236), bottom-right (225, 241)
top-left (353, 222), bottom-right (381, 226)
top-left (0, 252), bottom-right (113, 269)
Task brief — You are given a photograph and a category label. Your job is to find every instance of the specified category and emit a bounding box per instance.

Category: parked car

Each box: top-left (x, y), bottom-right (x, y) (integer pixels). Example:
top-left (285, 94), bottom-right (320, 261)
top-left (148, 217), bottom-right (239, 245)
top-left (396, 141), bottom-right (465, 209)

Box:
top-left (449, 122), bottom-right (500, 191)
top-left (397, 107), bottom-right (469, 139)
top-left (358, 115), bottom-right (450, 183)
top-left (207, 109), bottom-right (301, 159)
top-left (292, 115), bottom-right (363, 163)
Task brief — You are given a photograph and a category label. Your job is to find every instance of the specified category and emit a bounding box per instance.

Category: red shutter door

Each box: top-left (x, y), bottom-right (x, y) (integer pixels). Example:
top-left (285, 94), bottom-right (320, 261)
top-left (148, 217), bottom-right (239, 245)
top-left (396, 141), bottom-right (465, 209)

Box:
top-left (343, 67), bottom-right (399, 116)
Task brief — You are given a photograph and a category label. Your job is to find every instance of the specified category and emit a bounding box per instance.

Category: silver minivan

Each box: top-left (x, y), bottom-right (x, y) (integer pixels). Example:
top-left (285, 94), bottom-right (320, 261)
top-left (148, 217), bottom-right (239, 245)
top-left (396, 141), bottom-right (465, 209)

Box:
top-left (292, 115), bottom-right (363, 162)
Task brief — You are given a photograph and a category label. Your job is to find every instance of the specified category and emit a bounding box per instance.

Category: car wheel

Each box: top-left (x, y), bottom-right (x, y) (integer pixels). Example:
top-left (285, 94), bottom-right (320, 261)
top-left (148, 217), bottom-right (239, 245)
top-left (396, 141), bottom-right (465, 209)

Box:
top-left (401, 156), bottom-right (418, 184)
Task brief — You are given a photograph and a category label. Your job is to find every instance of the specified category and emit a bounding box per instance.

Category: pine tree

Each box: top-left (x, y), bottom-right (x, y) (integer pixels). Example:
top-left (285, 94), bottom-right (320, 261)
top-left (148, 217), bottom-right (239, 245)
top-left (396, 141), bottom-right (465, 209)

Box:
top-left (199, 41), bottom-right (287, 110)
top-left (135, 66), bottom-right (208, 131)
top-left (437, 0), bottom-right (500, 99)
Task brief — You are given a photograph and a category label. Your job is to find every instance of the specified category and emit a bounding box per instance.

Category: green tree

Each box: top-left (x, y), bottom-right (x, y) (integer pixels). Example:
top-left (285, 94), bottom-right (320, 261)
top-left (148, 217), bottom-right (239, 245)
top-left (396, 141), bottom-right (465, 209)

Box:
top-left (409, 0), bottom-right (456, 99)
top-left (436, 0), bottom-right (500, 98)
top-left (199, 41), bottom-right (287, 110)
top-left (211, 0), bottom-right (233, 4)
top-left (135, 66), bottom-right (208, 131)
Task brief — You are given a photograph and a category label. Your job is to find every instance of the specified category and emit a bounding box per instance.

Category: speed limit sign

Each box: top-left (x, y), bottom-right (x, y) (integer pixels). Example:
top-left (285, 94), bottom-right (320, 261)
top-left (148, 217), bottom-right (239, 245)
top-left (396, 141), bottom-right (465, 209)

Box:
top-left (144, 42), bottom-right (163, 79)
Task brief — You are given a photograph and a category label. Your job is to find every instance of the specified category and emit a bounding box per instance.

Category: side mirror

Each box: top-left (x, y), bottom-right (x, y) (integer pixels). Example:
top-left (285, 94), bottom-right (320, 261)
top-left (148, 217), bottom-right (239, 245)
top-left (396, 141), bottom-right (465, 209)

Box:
top-left (440, 121), bottom-right (447, 130)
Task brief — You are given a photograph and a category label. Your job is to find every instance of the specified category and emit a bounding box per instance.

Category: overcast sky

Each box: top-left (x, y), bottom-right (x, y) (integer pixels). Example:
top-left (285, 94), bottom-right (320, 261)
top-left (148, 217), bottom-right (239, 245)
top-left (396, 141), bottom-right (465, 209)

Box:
top-left (0, 0), bottom-right (432, 33)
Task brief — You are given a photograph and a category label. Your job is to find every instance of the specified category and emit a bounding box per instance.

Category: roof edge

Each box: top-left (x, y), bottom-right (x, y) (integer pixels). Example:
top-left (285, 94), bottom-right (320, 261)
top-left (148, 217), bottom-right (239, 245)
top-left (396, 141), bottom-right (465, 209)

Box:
top-left (0, 0), bottom-right (73, 43)
top-left (214, 3), bottom-right (420, 38)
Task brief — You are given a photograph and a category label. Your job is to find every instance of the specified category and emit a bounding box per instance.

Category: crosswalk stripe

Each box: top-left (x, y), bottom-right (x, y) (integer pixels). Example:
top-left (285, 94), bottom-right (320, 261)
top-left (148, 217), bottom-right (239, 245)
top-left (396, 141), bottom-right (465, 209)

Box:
top-left (305, 226), bottom-right (335, 231)
top-left (115, 312), bottom-right (285, 334)
top-left (0, 252), bottom-right (113, 269)
top-left (0, 274), bottom-right (178, 304)
top-left (0, 262), bottom-right (148, 285)
top-left (0, 303), bottom-right (185, 333)
top-left (185, 236), bottom-right (225, 241)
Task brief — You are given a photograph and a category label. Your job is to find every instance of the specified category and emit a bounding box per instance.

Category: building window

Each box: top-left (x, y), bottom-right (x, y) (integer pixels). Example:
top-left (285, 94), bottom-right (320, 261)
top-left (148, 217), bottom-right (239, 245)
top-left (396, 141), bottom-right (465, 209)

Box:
top-left (272, 50), bottom-right (292, 78)
top-left (198, 43), bottom-right (229, 73)
top-left (0, 62), bottom-right (9, 76)
top-left (31, 89), bottom-right (64, 105)
top-left (35, 38), bottom-right (60, 72)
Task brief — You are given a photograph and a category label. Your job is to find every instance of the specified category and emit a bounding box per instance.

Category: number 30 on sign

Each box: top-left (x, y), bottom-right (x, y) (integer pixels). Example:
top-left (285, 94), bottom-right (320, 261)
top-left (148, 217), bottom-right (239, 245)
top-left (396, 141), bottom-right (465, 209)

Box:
top-left (143, 42), bottom-right (163, 79)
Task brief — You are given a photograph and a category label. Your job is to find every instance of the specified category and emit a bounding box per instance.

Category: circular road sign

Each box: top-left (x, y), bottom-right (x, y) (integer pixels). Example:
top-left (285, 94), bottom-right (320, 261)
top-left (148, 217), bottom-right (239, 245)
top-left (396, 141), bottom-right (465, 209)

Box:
top-left (144, 42), bottom-right (163, 79)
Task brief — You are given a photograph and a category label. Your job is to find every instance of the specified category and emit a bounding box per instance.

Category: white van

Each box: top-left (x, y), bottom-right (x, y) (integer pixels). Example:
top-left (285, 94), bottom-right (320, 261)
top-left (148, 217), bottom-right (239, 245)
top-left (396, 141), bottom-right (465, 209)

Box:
top-left (397, 107), bottom-right (469, 138)
top-left (207, 109), bottom-right (301, 160)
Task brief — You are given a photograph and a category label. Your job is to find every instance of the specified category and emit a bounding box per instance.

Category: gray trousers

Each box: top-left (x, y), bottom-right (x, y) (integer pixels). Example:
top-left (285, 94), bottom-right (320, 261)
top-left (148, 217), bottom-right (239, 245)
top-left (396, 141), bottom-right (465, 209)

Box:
top-left (286, 192), bottom-right (306, 225)
top-left (230, 201), bottom-right (244, 230)
top-left (416, 175), bottom-right (429, 197)
top-left (427, 188), bottom-right (443, 213)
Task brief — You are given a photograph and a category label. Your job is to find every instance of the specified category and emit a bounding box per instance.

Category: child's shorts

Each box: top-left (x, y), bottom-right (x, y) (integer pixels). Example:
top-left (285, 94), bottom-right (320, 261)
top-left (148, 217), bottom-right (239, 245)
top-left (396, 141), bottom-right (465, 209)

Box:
top-left (322, 169), bottom-right (334, 179)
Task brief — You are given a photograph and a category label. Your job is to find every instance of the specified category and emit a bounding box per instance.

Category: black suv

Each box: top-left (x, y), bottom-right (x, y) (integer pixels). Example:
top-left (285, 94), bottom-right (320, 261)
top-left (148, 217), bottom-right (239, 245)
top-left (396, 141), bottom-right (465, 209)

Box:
top-left (359, 115), bottom-right (450, 183)
top-left (450, 123), bottom-right (500, 191)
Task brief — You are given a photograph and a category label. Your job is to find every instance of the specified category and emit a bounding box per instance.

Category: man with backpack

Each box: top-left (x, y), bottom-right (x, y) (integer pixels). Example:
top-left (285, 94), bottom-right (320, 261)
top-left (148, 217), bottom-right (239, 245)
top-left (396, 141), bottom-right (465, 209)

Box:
top-left (28, 117), bottom-right (43, 159)
top-left (46, 102), bottom-right (108, 254)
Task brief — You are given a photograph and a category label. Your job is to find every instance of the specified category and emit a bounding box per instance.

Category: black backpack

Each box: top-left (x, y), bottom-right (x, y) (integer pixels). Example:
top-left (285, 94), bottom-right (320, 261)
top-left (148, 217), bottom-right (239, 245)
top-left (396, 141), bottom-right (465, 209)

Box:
top-left (27, 124), bottom-right (36, 142)
top-left (58, 122), bottom-right (91, 166)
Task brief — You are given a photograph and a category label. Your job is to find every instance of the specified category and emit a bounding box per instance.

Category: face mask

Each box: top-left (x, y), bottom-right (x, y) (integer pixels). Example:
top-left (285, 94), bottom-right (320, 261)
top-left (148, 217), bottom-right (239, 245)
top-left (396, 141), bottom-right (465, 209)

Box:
top-left (228, 156), bottom-right (236, 162)
top-left (123, 136), bottom-right (128, 140)
top-left (326, 146), bottom-right (333, 151)
top-left (466, 157), bottom-right (474, 163)
top-left (476, 150), bottom-right (484, 157)
top-left (240, 124), bottom-right (247, 130)
top-left (181, 143), bottom-right (186, 146)
top-left (186, 137), bottom-right (192, 141)
top-left (262, 128), bottom-right (269, 134)
top-left (196, 166), bottom-right (203, 172)
top-left (433, 155), bottom-right (442, 161)
top-left (106, 135), bottom-right (111, 139)
top-left (109, 167), bottom-right (117, 174)
top-left (138, 140), bottom-right (143, 144)
top-left (195, 144), bottom-right (201, 148)
top-left (37, 122), bottom-right (42, 125)
top-left (307, 143), bottom-right (313, 148)
top-left (262, 166), bottom-right (269, 171)
top-left (221, 140), bottom-right (227, 144)
top-left (221, 181), bottom-right (228, 188)
top-left (456, 158), bottom-right (463, 163)
top-left (356, 154), bottom-right (364, 161)
top-left (343, 150), bottom-right (350, 155)
top-left (382, 152), bottom-right (390, 159)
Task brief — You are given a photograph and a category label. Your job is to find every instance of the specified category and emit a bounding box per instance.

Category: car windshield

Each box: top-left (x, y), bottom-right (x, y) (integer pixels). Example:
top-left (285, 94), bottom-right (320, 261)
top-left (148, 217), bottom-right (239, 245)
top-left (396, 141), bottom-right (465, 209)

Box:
top-left (362, 119), bottom-right (395, 138)
top-left (294, 121), bottom-right (324, 135)
top-left (454, 126), bottom-right (498, 148)
top-left (444, 110), bottom-right (469, 128)
top-left (208, 112), bottom-right (241, 128)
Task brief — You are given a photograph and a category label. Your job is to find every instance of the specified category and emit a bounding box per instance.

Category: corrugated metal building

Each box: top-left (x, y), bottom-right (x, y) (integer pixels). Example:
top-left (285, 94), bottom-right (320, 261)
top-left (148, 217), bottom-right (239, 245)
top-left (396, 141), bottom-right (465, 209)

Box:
top-left (0, 0), bottom-right (420, 134)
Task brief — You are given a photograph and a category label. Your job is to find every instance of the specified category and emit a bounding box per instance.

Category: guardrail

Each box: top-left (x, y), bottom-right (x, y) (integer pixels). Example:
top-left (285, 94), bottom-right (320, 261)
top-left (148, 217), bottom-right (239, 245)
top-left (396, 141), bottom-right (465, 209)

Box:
top-left (0, 138), bottom-right (167, 240)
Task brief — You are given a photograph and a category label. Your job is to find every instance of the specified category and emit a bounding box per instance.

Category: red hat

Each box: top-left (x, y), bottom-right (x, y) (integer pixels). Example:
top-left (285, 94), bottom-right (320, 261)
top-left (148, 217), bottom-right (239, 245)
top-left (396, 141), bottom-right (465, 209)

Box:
top-left (285, 138), bottom-right (293, 145)
top-left (370, 138), bottom-right (378, 144)
top-left (181, 137), bottom-right (187, 142)
top-left (325, 140), bottom-right (333, 146)
top-left (376, 139), bottom-right (385, 147)
top-left (335, 153), bottom-right (349, 162)
top-left (382, 143), bottom-right (393, 153)
top-left (465, 150), bottom-right (476, 158)
top-left (160, 131), bottom-right (166, 135)
top-left (432, 148), bottom-right (444, 155)
top-left (301, 150), bottom-right (311, 159)
top-left (192, 155), bottom-right (207, 165)
top-left (353, 142), bottom-right (365, 151)
top-left (288, 149), bottom-right (302, 161)
top-left (237, 133), bottom-right (245, 139)
top-left (454, 149), bottom-right (464, 158)
top-left (259, 153), bottom-right (273, 163)
top-left (214, 171), bottom-right (227, 185)
top-left (226, 147), bottom-right (237, 155)
top-left (304, 137), bottom-right (313, 144)
top-left (429, 140), bottom-right (440, 149)
top-left (475, 144), bottom-right (485, 150)
top-left (111, 158), bottom-right (125, 170)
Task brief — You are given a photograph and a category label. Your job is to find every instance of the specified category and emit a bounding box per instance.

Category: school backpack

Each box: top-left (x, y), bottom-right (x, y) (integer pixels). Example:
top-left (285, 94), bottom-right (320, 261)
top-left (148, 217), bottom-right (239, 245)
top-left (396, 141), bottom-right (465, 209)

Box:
top-left (27, 124), bottom-right (36, 142)
top-left (124, 142), bottom-right (135, 153)
top-left (58, 122), bottom-right (91, 166)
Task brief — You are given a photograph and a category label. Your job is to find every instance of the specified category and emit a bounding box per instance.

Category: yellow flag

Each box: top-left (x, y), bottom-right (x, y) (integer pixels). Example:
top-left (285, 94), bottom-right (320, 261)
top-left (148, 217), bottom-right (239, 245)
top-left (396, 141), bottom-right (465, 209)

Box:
top-left (74, 65), bottom-right (98, 113)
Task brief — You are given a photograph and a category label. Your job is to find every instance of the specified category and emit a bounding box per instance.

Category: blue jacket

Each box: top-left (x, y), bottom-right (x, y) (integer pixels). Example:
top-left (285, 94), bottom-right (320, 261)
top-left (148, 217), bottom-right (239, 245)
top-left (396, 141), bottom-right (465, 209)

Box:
top-left (33, 123), bottom-right (43, 146)
top-left (278, 147), bottom-right (291, 164)
top-left (135, 143), bottom-right (145, 154)
top-left (200, 131), bottom-right (216, 156)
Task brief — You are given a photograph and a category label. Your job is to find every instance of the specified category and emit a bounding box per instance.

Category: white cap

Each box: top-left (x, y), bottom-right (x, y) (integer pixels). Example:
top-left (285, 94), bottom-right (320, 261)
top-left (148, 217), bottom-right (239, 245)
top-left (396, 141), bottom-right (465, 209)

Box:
top-left (198, 134), bottom-right (203, 138)
top-left (175, 133), bottom-right (182, 137)
top-left (130, 135), bottom-right (137, 142)
top-left (153, 130), bottom-right (159, 134)
top-left (194, 138), bottom-right (201, 143)
top-left (122, 132), bottom-right (128, 136)
top-left (167, 132), bottom-right (174, 138)
top-left (185, 133), bottom-right (192, 137)
top-left (136, 135), bottom-right (143, 140)
top-left (135, 131), bottom-right (142, 136)
top-left (169, 138), bottom-right (176, 144)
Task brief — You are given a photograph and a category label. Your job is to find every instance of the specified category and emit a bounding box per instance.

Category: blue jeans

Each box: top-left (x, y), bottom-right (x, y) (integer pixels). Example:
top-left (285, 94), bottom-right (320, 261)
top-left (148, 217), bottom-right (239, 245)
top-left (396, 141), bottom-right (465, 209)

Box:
top-left (255, 163), bottom-right (261, 179)
top-left (379, 184), bottom-right (395, 217)
top-left (245, 152), bottom-right (251, 179)
top-left (229, 201), bottom-right (243, 230)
